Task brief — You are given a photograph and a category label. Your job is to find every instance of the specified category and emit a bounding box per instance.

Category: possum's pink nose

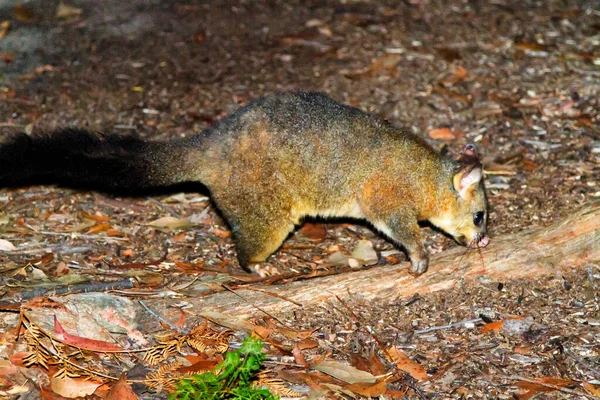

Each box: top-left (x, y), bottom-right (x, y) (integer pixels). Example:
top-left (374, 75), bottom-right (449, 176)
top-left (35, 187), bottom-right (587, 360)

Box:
top-left (477, 234), bottom-right (489, 248)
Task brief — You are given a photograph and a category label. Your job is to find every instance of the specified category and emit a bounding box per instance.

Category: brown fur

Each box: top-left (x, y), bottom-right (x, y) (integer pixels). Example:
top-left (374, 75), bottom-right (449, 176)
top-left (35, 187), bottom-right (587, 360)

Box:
top-left (0, 91), bottom-right (489, 274)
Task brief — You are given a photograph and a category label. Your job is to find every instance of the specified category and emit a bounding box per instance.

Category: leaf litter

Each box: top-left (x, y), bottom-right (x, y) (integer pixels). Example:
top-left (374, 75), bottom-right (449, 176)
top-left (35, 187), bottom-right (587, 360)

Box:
top-left (0, 0), bottom-right (599, 398)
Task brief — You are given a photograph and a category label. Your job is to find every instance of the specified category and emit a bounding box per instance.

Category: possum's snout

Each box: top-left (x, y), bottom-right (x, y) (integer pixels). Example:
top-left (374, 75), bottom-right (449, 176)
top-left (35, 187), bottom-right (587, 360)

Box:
top-left (472, 233), bottom-right (489, 248)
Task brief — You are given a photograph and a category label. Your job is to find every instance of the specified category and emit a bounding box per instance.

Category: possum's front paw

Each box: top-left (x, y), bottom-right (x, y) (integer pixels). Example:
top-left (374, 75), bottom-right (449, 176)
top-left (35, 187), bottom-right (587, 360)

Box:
top-left (410, 255), bottom-right (429, 275)
top-left (249, 263), bottom-right (281, 278)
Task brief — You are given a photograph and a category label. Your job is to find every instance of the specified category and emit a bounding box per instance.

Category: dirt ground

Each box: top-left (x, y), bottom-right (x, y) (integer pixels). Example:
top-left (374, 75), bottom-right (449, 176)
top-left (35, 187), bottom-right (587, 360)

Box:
top-left (0, 0), bottom-right (599, 398)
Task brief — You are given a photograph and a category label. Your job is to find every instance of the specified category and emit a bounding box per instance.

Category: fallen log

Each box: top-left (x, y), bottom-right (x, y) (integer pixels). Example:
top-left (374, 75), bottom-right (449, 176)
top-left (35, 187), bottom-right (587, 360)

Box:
top-left (160, 204), bottom-right (600, 316)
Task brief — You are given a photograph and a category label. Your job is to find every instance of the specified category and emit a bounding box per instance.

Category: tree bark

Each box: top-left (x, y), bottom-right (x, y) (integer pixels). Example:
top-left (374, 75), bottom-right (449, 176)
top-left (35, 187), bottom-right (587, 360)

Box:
top-left (160, 204), bottom-right (600, 317)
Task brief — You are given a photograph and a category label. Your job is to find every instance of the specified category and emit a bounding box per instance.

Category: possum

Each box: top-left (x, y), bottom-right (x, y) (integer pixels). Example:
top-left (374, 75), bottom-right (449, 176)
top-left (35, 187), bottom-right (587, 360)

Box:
top-left (0, 91), bottom-right (489, 275)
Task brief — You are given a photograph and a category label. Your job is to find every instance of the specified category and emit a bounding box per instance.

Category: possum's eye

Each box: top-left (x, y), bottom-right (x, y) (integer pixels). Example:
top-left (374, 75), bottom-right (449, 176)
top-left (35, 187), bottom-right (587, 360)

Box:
top-left (473, 211), bottom-right (485, 226)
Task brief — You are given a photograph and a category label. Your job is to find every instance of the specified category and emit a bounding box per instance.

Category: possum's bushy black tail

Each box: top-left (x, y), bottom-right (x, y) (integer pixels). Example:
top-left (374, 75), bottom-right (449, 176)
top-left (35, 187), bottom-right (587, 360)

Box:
top-left (0, 129), bottom-right (194, 194)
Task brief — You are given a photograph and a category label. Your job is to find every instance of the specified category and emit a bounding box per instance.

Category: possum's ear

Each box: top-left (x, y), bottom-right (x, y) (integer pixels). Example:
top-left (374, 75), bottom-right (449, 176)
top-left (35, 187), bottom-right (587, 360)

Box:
top-left (453, 144), bottom-right (482, 198)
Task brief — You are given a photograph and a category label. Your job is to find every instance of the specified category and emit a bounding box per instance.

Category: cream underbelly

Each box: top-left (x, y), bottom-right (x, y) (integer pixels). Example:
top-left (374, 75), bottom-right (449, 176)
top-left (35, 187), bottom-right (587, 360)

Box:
top-left (292, 200), bottom-right (364, 223)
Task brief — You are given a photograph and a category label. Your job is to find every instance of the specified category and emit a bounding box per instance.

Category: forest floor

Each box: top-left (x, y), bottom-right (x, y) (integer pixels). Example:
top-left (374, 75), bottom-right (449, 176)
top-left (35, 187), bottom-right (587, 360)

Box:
top-left (0, 0), bottom-right (599, 399)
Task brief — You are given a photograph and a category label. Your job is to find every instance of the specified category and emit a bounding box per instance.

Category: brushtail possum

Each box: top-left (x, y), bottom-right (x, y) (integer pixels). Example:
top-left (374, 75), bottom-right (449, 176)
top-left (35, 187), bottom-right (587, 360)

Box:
top-left (0, 92), bottom-right (489, 275)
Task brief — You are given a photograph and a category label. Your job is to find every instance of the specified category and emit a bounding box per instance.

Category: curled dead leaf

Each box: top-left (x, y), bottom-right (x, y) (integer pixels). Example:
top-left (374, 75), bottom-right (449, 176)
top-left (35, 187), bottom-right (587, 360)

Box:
top-left (387, 346), bottom-right (428, 381)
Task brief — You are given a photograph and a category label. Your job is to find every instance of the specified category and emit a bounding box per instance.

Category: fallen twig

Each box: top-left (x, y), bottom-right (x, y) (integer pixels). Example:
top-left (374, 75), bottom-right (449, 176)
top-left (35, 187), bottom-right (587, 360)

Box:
top-left (32, 231), bottom-right (129, 241)
top-left (4, 246), bottom-right (93, 255)
top-left (414, 318), bottom-right (483, 335)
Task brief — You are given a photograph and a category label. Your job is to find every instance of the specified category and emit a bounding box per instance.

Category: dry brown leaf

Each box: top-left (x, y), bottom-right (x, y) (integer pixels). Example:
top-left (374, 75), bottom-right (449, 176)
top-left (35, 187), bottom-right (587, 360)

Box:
top-left (50, 376), bottom-right (102, 398)
top-left (81, 212), bottom-right (110, 222)
top-left (513, 346), bottom-right (533, 355)
top-left (179, 358), bottom-right (220, 374)
top-left (171, 232), bottom-right (187, 242)
top-left (200, 311), bottom-right (258, 332)
top-left (68, 219), bottom-right (96, 232)
top-left (370, 54), bottom-right (401, 74)
top-left (442, 65), bottom-right (468, 86)
top-left (584, 382), bottom-right (600, 396)
top-left (387, 346), bottom-right (428, 381)
top-left (345, 380), bottom-right (387, 397)
top-left (107, 375), bottom-right (138, 400)
top-left (300, 222), bottom-right (327, 241)
top-left (385, 385), bottom-right (409, 398)
top-left (341, 54), bottom-right (401, 78)
top-left (277, 369), bottom-right (341, 391)
top-left (514, 41), bottom-right (548, 52)
top-left (120, 249), bottom-right (134, 257)
top-left (279, 33), bottom-right (333, 54)
top-left (516, 376), bottom-right (576, 392)
top-left (349, 353), bottom-right (371, 373)
top-left (0, 21), bottom-right (10, 39)
top-left (0, 359), bottom-right (18, 378)
top-left (297, 338), bottom-right (319, 350)
top-left (428, 127), bottom-right (464, 140)
top-left (521, 158), bottom-right (539, 172)
top-left (433, 85), bottom-right (473, 104)
top-left (86, 223), bottom-right (112, 234)
top-left (13, 4), bottom-right (34, 23)
top-left (56, 2), bottom-right (83, 19)
top-left (480, 320), bottom-right (504, 333)
top-left (481, 317), bottom-right (524, 333)
top-left (576, 116), bottom-right (593, 128)
top-left (54, 316), bottom-right (122, 351)
top-left (252, 325), bottom-right (273, 339)
top-left (437, 47), bottom-right (462, 62)
top-left (148, 216), bottom-right (194, 231)
top-left (264, 318), bottom-right (317, 340)
top-left (0, 53), bottom-right (14, 64)
top-left (368, 352), bottom-right (388, 376)
top-left (210, 227), bottom-right (231, 238)
top-left (313, 360), bottom-right (377, 384)
top-left (293, 343), bottom-right (309, 367)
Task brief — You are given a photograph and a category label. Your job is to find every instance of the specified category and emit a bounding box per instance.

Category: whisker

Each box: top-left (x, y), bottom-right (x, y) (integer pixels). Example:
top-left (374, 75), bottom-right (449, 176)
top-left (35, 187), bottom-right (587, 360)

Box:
top-left (455, 240), bottom-right (473, 270)
top-left (476, 242), bottom-right (486, 273)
